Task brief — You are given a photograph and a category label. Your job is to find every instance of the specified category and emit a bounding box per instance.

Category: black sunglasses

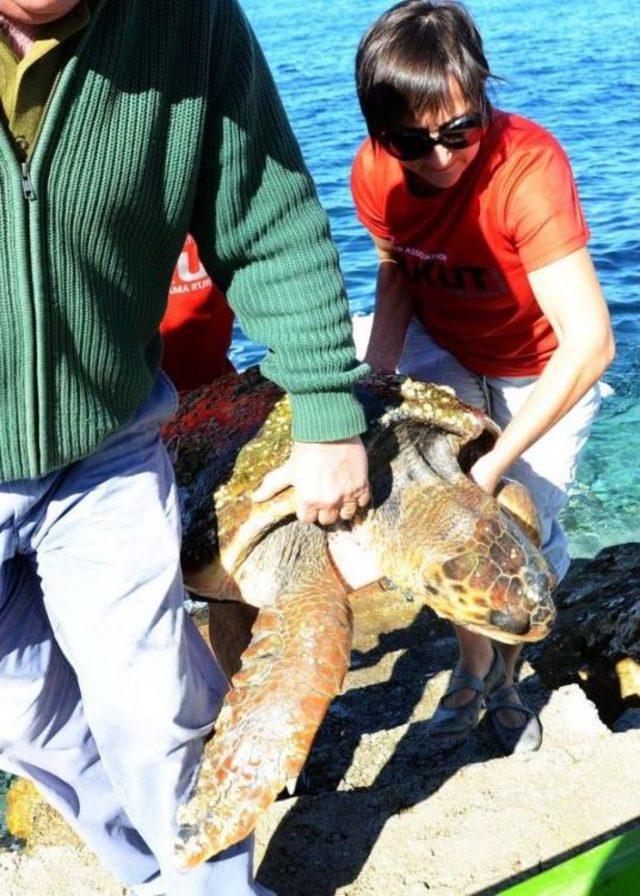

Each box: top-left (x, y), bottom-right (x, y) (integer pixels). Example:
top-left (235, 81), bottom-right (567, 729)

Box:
top-left (378, 113), bottom-right (485, 162)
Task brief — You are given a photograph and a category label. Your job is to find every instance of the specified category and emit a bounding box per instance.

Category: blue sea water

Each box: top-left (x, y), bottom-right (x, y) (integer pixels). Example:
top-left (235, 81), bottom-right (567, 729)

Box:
top-left (238, 0), bottom-right (640, 559)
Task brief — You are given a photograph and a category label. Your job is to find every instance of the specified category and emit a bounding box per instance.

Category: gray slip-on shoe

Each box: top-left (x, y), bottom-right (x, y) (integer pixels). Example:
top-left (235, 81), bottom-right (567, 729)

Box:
top-left (485, 683), bottom-right (543, 754)
top-left (430, 648), bottom-right (507, 739)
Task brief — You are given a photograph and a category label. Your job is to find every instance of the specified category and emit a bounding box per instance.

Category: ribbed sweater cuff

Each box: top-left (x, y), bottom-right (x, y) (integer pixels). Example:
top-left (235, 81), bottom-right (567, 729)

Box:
top-left (290, 390), bottom-right (367, 442)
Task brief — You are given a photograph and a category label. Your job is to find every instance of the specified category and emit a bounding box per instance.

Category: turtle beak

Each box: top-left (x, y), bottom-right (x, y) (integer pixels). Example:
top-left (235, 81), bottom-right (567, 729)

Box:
top-left (489, 608), bottom-right (531, 636)
top-left (487, 572), bottom-right (556, 643)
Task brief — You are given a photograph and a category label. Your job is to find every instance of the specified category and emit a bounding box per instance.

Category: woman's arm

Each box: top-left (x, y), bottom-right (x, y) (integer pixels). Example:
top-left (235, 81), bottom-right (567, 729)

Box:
top-left (470, 247), bottom-right (615, 494)
top-left (363, 236), bottom-right (415, 372)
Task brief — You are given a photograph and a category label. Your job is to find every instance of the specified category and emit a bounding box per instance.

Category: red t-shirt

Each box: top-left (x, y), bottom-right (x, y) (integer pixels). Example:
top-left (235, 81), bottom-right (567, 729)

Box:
top-left (351, 112), bottom-right (590, 376)
top-left (160, 235), bottom-right (234, 391)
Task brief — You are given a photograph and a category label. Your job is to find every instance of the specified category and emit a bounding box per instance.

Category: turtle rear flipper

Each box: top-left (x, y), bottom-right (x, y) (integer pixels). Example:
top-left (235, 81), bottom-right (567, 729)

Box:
top-left (174, 526), bottom-right (352, 869)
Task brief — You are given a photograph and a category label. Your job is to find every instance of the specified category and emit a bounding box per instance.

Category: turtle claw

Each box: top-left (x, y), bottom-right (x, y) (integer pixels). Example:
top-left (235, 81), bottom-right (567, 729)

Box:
top-left (174, 823), bottom-right (205, 871)
top-left (282, 768), bottom-right (311, 796)
top-left (284, 777), bottom-right (298, 796)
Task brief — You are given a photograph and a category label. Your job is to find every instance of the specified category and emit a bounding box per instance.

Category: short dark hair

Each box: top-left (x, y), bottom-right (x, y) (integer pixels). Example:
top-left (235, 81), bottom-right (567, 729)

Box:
top-left (356, 1), bottom-right (494, 137)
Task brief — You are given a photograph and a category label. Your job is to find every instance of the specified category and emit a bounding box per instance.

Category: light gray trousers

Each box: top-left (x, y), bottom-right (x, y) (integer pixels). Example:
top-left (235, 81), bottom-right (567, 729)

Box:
top-left (0, 374), bottom-right (267, 895)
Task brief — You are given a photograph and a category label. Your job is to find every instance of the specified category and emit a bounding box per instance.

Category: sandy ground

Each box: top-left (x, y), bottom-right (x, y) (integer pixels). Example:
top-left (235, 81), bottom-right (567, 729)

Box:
top-left (2, 595), bottom-right (639, 896)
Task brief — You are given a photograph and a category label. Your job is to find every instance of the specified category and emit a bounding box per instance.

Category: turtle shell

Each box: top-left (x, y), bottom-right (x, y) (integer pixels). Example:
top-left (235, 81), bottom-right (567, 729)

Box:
top-left (161, 367), bottom-right (500, 575)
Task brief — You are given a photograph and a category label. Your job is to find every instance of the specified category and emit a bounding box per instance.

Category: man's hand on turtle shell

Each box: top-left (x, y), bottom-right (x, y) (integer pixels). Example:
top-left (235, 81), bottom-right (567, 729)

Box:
top-left (252, 436), bottom-right (370, 525)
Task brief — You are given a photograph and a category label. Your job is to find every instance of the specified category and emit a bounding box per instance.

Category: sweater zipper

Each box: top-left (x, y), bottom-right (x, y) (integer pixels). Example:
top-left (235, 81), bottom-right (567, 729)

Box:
top-left (20, 68), bottom-right (63, 201)
top-left (17, 160), bottom-right (39, 471)
top-left (21, 162), bottom-right (36, 200)
top-left (17, 67), bottom-right (64, 471)
top-left (5, 0), bottom-right (108, 477)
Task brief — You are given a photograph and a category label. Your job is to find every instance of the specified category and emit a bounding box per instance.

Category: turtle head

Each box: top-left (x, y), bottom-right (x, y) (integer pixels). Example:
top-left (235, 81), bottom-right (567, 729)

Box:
top-left (366, 422), bottom-right (556, 644)
top-left (420, 500), bottom-right (556, 644)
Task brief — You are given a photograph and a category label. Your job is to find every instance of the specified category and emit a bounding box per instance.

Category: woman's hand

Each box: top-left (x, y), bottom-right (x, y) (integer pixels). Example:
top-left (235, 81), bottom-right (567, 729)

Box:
top-left (469, 450), bottom-right (506, 495)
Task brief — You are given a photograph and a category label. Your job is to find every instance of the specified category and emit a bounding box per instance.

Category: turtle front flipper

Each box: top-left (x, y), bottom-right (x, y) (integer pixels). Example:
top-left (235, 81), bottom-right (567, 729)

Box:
top-left (174, 525), bottom-right (351, 869)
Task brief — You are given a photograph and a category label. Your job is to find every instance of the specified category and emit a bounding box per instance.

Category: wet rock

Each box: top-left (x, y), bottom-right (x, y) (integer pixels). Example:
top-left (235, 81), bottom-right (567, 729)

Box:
top-left (526, 543), bottom-right (640, 725)
top-left (612, 708), bottom-right (640, 733)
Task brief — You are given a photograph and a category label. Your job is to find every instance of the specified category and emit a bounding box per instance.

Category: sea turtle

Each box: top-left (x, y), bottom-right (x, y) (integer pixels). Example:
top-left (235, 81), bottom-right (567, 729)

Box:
top-left (163, 366), bottom-right (555, 870)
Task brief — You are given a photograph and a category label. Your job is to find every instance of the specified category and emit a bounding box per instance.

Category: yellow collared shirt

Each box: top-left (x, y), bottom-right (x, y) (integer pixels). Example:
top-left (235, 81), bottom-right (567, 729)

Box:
top-left (0, 2), bottom-right (89, 160)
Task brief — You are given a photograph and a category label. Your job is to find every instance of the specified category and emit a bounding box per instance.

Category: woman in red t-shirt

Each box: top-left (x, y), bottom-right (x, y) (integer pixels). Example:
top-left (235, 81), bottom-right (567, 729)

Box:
top-left (352, 1), bottom-right (614, 753)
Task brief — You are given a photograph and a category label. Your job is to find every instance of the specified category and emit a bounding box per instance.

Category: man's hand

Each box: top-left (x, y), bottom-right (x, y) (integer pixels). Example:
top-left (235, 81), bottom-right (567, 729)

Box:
top-left (252, 436), bottom-right (370, 525)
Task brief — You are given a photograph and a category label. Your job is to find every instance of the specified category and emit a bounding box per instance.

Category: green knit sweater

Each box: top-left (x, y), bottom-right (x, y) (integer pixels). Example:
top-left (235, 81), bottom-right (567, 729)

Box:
top-left (0, 0), bottom-right (367, 483)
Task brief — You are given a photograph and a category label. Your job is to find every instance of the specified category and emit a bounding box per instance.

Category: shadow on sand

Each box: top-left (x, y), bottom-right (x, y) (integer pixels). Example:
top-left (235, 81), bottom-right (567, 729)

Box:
top-left (257, 606), bottom-right (552, 895)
